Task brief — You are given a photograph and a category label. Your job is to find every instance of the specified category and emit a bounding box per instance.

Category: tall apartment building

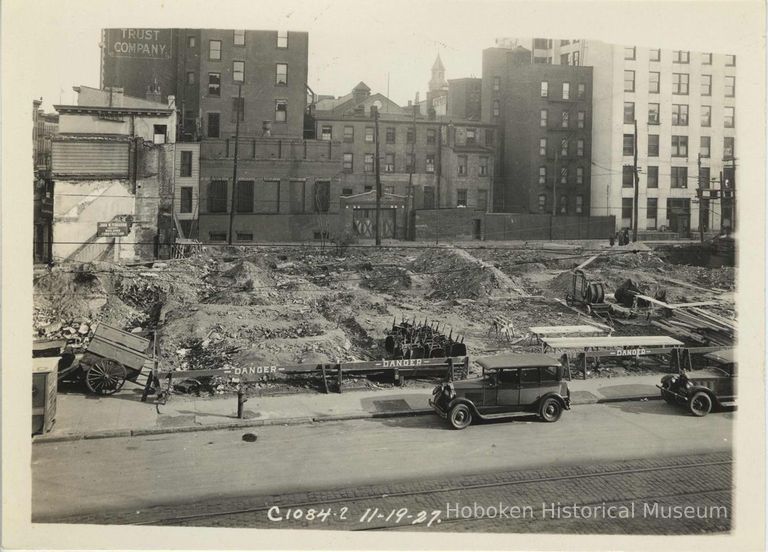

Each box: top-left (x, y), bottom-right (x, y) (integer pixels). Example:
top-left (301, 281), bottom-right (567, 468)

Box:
top-left (501, 38), bottom-right (737, 234)
top-left (482, 46), bottom-right (594, 214)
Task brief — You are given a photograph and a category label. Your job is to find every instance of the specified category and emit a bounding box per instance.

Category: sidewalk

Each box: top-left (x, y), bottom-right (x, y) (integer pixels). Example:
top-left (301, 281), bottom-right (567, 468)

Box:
top-left (34, 374), bottom-right (663, 443)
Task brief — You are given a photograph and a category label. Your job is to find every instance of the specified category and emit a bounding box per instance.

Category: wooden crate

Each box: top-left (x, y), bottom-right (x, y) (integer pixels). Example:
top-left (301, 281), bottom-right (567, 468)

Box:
top-left (33, 358), bottom-right (58, 435)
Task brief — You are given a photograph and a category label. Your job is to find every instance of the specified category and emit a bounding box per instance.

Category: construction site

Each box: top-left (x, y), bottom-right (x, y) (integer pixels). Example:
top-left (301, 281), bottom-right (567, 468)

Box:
top-left (33, 240), bottom-right (736, 397)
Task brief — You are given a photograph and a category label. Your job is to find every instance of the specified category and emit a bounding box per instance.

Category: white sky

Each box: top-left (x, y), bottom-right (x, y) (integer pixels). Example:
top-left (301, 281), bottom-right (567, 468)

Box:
top-left (20, 0), bottom-right (760, 112)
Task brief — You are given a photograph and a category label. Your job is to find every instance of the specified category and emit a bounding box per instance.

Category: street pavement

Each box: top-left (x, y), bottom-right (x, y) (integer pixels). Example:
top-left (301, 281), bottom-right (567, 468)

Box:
top-left (37, 373), bottom-right (665, 441)
top-left (32, 400), bottom-right (733, 522)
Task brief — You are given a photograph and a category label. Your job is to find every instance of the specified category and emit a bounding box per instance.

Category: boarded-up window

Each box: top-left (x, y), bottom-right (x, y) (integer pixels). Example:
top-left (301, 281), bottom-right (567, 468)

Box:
top-left (314, 180), bottom-right (331, 212)
top-left (208, 180), bottom-right (228, 213)
top-left (180, 187), bottom-right (193, 213)
top-left (258, 180), bottom-right (280, 213)
top-left (236, 180), bottom-right (254, 213)
top-left (289, 179), bottom-right (305, 213)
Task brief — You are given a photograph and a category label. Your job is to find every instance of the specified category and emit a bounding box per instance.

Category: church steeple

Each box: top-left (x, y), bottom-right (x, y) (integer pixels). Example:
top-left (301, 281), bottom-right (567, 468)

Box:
top-left (428, 54), bottom-right (448, 93)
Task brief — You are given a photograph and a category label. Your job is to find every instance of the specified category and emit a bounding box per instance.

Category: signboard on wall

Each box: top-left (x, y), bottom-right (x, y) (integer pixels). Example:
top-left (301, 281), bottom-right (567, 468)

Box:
top-left (97, 221), bottom-right (131, 237)
top-left (105, 28), bottom-right (173, 59)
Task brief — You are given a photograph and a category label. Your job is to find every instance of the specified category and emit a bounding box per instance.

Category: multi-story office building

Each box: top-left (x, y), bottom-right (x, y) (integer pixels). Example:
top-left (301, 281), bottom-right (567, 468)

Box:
top-left (500, 38), bottom-right (737, 234)
top-left (482, 46), bottom-right (594, 214)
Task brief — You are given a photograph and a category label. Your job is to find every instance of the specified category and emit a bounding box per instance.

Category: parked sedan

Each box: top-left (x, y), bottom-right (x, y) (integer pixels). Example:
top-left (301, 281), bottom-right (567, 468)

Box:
top-left (658, 349), bottom-right (736, 416)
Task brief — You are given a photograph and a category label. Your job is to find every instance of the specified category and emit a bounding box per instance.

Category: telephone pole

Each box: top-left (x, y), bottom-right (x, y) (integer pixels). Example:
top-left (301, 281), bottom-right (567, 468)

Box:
top-left (632, 119), bottom-right (639, 242)
top-left (227, 84), bottom-right (242, 245)
top-left (697, 153), bottom-right (704, 243)
top-left (373, 106), bottom-right (381, 246)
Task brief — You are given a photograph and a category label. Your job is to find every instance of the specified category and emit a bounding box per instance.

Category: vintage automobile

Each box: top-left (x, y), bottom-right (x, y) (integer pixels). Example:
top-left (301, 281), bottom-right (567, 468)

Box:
top-left (429, 353), bottom-right (571, 429)
top-left (658, 349), bottom-right (736, 417)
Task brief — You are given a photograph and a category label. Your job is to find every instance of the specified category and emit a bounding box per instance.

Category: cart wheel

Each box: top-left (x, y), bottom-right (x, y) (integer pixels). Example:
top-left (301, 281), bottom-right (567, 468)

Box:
top-left (85, 358), bottom-right (127, 395)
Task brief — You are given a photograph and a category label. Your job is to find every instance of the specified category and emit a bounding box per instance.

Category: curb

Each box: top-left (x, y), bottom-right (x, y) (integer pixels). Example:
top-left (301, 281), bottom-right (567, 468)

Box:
top-left (32, 396), bottom-right (661, 444)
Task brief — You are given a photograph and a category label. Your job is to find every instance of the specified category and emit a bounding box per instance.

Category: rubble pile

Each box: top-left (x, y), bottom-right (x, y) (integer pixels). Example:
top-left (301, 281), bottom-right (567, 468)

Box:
top-left (359, 265), bottom-right (412, 292)
top-left (410, 249), bottom-right (502, 300)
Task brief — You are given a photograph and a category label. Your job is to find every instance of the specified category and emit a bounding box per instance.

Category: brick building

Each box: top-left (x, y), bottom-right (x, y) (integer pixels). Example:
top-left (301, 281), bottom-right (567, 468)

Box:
top-left (482, 46), bottom-right (594, 215)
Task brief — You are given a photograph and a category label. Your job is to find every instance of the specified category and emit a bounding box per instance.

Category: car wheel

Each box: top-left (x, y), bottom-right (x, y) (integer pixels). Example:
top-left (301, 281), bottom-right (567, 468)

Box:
top-left (448, 403), bottom-right (472, 430)
top-left (689, 391), bottom-right (713, 417)
top-left (540, 397), bottom-right (563, 422)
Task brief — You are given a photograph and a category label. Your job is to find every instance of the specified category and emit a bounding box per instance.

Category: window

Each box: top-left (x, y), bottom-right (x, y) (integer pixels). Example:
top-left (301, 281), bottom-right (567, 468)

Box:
top-left (624, 46), bottom-right (636, 60)
top-left (560, 53), bottom-right (570, 65)
top-left (650, 49), bottom-right (661, 62)
top-left (538, 194), bottom-right (547, 212)
top-left (275, 63), bottom-right (288, 85)
top-left (673, 50), bottom-right (689, 63)
top-left (426, 128), bottom-right (436, 144)
top-left (233, 29), bottom-right (245, 46)
top-left (485, 129), bottom-right (494, 146)
top-left (561, 110), bottom-right (569, 128)
top-left (493, 76), bottom-right (500, 91)
top-left (648, 134), bottom-right (659, 156)
top-left (559, 194), bottom-right (568, 214)
top-left (576, 167), bottom-right (584, 185)
top-left (208, 73), bottom-right (221, 96)
top-left (321, 125), bottom-right (332, 140)
top-left (539, 138), bottom-right (547, 156)
top-left (672, 73), bottom-right (689, 94)
top-left (671, 166), bottom-right (688, 188)
top-left (492, 100), bottom-right (500, 118)
top-left (180, 151), bottom-right (193, 177)
top-left (572, 51), bottom-right (580, 66)
top-left (700, 167), bottom-right (711, 189)
top-left (671, 104), bottom-right (688, 126)
top-left (406, 127), bottom-right (415, 144)
top-left (649, 71), bottom-right (660, 93)
top-left (538, 166), bottom-right (547, 185)
top-left (466, 128), bottom-right (476, 144)
top-left (724, 106), bottom-right (735, 128)
top-left (725, 54), bottom-right (736, 66)
top-left (236, 180), bottom-right (254, 213)
top-left (364, 153), bottom-right (374, 173)
top-left (187, 36), bottom-right (196, 48)
top-left (207, 112), bottom-right (220, 138)
top-left (562, 82), bottom-right (570, 100)
top-left (236, 232), bottom-right (253, 242)
top-left (259, 180), bottom-right (280, 213)
top-left (457, 155), bottom-right (467, 175)
top-left (186, 71), bottom-right (195, 84)
top-left (623, 134), bottom-right (634, 155)
top-left (725, 76), bottom-right (735, 97)
top-left (364, 185), bottom-right (373, 192)
top-left (622, 198), bottom-right (633, 220)
top-left (540, 81), bottom-right (549, 97)
top-left (672, 135), bottom-right (688, 157)
top-left (479, 157), bottom-right (488, 176)
top-left (385, 153), bottom-right (395, 173)
top-left (700, 136), bottom-right (711, 158)
top-left (208, 179), bottom-right (228, 213)
top-left (180, 187), bottom-right (193, 213)
top-left (540, 109), bottom-right (548, 127)
top-left (426, 154), bottom-right (435, 173)
top-left (560, 167), bottom-right (568, 185)
top-left (624, 102), bottom-right (635, 124)
top-left (343, 153), bottom-right (353, 172)
top-left (231, 97), bottom-right (244, 122)
top-left (209, 232), bottom-right (227, 241)
top-left (647, 166), bottom-right (658, 188)
top-left (647, 198), bottom-right (658, 229)
top-left (701, 105), bottom-right (712, 127)
top-left (314, 181), bottom-right (330, 212)
top-left (560, 138), bottom-right (568, 157)
top-left (701, 74), bottom-right (712, 96)
top-left (386, 127), bottom-right (395, 144)
top-left (624, 70), bottom-right (635, 92)
top-left (702, 52), bottom-right (712, 65)
top-left (209, 40), bottom-right (221, 60)
top-left (577, 139), bottom-right (585, 157)
top-left (344, 126), bottom-right (354, 142)
top-left (406, 153), bottom-right (415, 172)
top-left (561, 39), bottom-right (570, 46)
top-left (277, 30), bottom-right (288, 48)
top-left (577, 83), bottom-right (586, 99)
top-left (723, 137), bottom-right (734, 159)
top-left (577, 111), bottom-right (585, 129)
top-left (422, 186), bottom-right (435, 208)
top-left (457, 189), bottom-right (468, 207)
top-left (622, 165), bottom-right (634, 188)
top-left (575, 195), bottom-right (584, 214)
top-left (275, 99), bottom-right (287, 122)
top-left (648, 103), bottom-right (660, 124)
top-left (233, 61), bottom-right (244, 82)
top-left (342, 188), bottom-right (354, 196)
top-left (365, 127), bottom-right (374, 143)
top-left (477, 189), bottom-right (488, 211)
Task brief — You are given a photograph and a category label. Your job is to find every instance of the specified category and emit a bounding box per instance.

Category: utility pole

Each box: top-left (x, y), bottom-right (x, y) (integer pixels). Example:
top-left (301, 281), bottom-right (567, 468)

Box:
top-left (373, 105), bottom-right (381, 246)
top-left (632, 119), bottom-right (639, 242)
top-left (697, 153), bottom-right (704, 243)
top-left (227, 84), bottom-right (242, 245)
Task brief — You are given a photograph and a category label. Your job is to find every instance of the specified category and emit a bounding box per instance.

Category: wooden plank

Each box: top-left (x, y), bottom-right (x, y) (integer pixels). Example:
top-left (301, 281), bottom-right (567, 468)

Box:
top-left (575, 254), bottom-right (601, 271)
top-left (543, 335), bottom-right (683, 348)
top-left (656, 276), bottom-right (725, 295)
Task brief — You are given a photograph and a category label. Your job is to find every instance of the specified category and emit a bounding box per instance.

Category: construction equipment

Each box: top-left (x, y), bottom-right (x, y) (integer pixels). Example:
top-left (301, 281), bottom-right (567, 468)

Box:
top-left (565, 269), bottom-right (611, 318)
top-left (384, 317), bottom-right (467, 359)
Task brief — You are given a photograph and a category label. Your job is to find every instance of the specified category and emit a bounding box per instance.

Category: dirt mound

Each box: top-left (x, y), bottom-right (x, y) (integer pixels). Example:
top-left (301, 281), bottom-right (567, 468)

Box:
top-left (359, 266), bottom-right (412, 292)
top-left (548, 271), bottom-right (575, 296)
top-left (409, 249), bottom-right (505, 300)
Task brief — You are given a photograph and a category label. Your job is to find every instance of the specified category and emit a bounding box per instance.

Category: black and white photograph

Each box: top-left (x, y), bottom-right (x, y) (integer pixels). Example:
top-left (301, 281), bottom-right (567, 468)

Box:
top-left (2, 0), bottom-right (765, 550)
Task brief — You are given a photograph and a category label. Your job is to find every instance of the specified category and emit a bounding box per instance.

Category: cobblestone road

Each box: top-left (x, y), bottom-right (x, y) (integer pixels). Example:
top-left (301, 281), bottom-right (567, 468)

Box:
top-left (53, 452), bottom-right (732, 534)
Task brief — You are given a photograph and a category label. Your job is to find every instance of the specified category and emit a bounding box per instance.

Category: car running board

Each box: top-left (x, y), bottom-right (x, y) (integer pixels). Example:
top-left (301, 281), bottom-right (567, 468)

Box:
top-left (719, 401), bottom-right (736, 408)
top-left (477, 411), bottom-right (528, 421)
